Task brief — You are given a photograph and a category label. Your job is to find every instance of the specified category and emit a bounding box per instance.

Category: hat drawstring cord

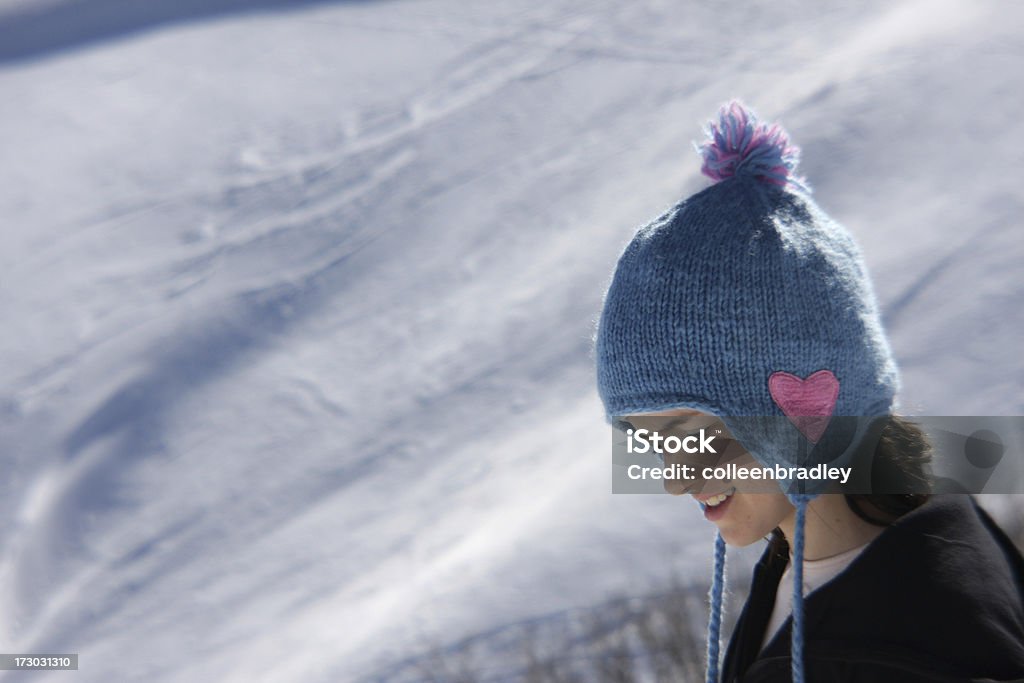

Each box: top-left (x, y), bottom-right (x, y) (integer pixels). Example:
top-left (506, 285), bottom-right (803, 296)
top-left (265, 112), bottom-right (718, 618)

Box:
top-left (706, 532), bottom-right (727, 683)
top-left (790, 493), bottom-right (813, 683)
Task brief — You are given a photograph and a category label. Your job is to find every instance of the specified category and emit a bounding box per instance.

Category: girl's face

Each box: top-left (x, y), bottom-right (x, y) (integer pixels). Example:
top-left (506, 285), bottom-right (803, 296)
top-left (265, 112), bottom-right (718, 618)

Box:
top-left (629, 408), bottom-right (795, 547)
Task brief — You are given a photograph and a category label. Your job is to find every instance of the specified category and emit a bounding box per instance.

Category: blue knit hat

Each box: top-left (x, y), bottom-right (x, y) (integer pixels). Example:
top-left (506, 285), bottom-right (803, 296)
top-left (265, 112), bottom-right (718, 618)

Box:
top-left (594, 101), bottom-right (900, 682)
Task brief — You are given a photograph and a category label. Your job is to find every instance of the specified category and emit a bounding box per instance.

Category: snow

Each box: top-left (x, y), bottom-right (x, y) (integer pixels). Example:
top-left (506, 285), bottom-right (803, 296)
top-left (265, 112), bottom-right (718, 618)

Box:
top-left (1, 0), bottom-right (1022, 680)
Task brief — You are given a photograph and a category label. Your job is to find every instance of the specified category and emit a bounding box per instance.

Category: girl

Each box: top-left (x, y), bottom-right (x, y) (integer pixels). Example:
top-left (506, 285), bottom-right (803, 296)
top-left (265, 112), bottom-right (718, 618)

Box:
top-left (594, 101), bottom-right (1024, 682)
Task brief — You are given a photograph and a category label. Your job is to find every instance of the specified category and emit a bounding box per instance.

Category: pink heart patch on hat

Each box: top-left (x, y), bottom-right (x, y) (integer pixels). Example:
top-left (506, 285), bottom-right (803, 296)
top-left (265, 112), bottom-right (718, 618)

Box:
top-left (768, 370), bottom-right (840, 444)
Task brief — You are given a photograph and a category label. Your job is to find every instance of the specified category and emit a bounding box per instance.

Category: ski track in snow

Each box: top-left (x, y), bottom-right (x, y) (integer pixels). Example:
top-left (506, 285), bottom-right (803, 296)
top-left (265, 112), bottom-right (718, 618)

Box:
top-left (0, 1), bottom-right (1022, 681)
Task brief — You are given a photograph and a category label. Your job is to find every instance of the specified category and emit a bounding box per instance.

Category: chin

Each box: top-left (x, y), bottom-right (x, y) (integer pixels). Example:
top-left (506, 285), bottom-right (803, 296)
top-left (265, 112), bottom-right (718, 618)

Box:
top-left (718, 527), bottom-right (769, 548)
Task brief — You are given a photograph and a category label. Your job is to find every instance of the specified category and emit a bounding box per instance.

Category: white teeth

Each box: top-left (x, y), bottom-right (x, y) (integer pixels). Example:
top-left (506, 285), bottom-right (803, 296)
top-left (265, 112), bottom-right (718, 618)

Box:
top-left (705, 488), bottom-right (736, 507)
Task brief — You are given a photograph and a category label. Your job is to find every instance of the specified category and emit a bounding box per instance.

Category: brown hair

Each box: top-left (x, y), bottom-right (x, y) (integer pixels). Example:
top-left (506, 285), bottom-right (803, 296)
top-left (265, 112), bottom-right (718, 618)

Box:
top-left (843, 414), bottom-right (932, 525)
top-left (768, 415), bottom-right (932, 555)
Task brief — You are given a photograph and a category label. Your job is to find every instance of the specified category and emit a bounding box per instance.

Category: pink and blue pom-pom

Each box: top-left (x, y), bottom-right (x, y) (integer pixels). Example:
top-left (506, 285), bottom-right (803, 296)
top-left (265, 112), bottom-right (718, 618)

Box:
top-left (696, 100), bottom-right (809, 192)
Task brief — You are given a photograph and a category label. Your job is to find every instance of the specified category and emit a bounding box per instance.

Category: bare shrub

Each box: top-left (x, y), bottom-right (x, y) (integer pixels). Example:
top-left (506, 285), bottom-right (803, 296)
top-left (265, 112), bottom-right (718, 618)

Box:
top-left (373, 575), bottom-right (746, 683)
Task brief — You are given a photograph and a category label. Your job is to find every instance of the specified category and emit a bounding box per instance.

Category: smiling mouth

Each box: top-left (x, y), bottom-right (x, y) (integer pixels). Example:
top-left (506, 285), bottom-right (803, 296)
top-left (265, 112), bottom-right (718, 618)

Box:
top-left (701, 487), bottom-right (736, 507)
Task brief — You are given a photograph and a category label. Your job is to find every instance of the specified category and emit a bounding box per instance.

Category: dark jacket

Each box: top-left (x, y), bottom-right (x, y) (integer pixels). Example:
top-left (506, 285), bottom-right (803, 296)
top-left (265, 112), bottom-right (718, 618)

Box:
top-left (721, 495), bottom-right (1024, 682)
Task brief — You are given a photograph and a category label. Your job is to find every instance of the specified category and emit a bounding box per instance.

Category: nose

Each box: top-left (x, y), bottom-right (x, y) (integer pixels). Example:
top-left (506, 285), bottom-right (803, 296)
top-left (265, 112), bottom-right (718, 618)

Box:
top-left (663, 480), bottom-right (697, 496)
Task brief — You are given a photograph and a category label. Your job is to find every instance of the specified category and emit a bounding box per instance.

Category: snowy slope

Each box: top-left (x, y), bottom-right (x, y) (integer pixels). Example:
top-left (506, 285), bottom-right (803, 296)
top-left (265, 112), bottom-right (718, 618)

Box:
top-left (1, 0), bottom-right (1022, 680)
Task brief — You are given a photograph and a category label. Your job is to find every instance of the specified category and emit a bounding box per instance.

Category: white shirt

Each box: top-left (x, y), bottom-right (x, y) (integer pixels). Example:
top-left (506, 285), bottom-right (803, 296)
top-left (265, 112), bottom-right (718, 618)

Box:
top-left (759, 542), bottom-right (870, 652)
